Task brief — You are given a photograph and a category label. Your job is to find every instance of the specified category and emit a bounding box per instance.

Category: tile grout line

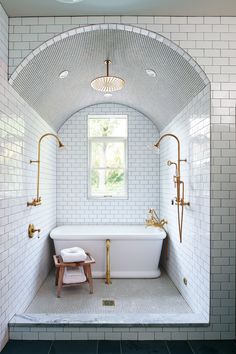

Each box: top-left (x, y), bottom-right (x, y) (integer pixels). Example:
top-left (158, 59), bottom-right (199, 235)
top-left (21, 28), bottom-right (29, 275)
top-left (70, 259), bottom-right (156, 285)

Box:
top-left (47, 340), bottom-right (54, 354)
top-left (120, 340), bottom-right (122, 354)
top-left (188, 340), bottom-right (196, 354)
top-left (165, 340), bottom-right (171, 354)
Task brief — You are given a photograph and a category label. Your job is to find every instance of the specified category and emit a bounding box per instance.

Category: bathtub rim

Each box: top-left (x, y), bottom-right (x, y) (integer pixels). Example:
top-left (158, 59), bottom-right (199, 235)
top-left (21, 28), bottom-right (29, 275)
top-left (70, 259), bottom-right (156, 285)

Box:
top-left (50, 224), bottom-right (167, 241)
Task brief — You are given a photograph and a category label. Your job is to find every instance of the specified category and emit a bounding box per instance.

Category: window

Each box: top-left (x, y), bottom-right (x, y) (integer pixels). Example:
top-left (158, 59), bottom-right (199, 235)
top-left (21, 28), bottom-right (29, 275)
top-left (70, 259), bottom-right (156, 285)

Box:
top-left (88, 115), bottom-right (127, 198)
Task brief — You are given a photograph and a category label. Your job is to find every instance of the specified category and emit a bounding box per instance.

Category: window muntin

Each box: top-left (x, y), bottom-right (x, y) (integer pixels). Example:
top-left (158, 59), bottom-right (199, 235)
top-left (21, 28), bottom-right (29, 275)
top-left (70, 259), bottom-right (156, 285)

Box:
top-left (88, 115), bottom-right (127, 198)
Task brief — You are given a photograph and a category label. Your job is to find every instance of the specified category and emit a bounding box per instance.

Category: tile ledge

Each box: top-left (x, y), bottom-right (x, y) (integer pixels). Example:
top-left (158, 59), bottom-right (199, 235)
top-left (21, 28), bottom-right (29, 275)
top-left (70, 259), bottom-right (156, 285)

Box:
top-left (9, 313), bottom-right (209, 327)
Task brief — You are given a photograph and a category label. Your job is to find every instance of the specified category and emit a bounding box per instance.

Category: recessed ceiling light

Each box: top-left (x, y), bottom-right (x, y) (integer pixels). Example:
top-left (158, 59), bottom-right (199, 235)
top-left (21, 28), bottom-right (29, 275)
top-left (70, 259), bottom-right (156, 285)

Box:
top-left (104, 93), bottom-right (112, 98)
top-left (56, 0), bottom-right (84, 3)
top-left (145, 69), bottom-right (157, 78)
top-left (59, 70), bottom-right (69, 79)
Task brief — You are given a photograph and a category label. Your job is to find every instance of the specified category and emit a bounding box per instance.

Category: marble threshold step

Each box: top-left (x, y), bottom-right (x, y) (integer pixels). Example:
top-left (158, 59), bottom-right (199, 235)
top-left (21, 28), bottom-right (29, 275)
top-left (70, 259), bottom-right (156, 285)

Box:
top-left (9, 313), bottom-right (208, 341)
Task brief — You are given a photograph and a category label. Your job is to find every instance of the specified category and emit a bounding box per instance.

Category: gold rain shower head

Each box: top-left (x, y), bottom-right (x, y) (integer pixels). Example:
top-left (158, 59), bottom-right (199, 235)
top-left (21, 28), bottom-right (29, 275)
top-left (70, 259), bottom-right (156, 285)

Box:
top-left (91, 60), bottom-right (125, 93)
top-left (27, 133), bottom-right (64, 207)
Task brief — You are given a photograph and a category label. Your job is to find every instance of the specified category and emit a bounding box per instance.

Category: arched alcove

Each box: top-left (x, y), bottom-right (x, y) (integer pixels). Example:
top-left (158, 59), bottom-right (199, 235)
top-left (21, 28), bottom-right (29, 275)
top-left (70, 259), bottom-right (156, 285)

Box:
top-left (9, 24), bottom-right (210, 131)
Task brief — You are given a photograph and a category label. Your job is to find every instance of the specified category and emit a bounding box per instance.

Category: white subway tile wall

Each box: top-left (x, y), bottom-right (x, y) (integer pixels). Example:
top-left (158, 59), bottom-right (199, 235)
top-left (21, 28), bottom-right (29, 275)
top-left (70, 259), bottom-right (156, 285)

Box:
top-left (57, 104), bottom-right (160, 225)
top-left (0, 10), bottom-right (235, 344)
top-left (160, 86), bottom-right (211, 319)
top-left (0, 5), bottom-right (57, 351)
top-left (0, 5), bottom-right (8, 77)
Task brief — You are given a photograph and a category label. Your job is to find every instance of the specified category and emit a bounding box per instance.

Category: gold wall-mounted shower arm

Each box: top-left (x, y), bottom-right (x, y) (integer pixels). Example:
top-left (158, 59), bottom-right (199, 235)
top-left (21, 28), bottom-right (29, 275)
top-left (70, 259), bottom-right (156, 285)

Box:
top-left (27, 133), bottom-right (64, 207)
top-left (155, 133), bottom-right (181, 177)
top-left (154, 133), bottom-right (189, 243)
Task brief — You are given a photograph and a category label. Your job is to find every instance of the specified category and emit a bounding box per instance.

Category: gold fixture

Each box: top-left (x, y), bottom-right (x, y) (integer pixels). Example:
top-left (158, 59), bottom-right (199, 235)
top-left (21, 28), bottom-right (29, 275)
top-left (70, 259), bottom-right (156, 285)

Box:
top-left (28, 224), bottom-right (41, 238)
top-left (146, 208), bottom-right (168, 229)
top-left (91, 60), bottom-right (125, 93)
top-left (154, 133), bottom-right (190, 243)
top-left (105, 239), bottom-right (112, 285)
top-left (27, 133), bottom-right (64, 207)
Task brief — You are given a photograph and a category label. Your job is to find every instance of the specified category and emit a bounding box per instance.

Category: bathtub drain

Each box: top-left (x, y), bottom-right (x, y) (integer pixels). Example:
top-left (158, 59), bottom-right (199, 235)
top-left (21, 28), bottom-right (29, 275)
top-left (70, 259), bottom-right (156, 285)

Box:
top-left (102, 299), bottom-right (115, 306)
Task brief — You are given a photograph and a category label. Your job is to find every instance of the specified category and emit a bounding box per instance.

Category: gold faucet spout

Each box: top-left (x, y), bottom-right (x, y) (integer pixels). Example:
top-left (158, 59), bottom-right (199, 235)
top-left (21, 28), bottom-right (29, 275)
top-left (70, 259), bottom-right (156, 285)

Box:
top-left (159, 219), bottom-right (168, 227)
top-left (145, 208), bottom-right (168, 229)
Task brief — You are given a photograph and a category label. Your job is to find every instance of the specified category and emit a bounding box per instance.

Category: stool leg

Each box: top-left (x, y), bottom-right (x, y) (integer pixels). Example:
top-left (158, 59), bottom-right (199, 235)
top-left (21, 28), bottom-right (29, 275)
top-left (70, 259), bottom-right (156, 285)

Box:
top-left (87, 264), bottom-right (93, 294)
top-left (55, 267), bottom-right (59, 286)
top-left (57, 267), bottom-right (65, 298)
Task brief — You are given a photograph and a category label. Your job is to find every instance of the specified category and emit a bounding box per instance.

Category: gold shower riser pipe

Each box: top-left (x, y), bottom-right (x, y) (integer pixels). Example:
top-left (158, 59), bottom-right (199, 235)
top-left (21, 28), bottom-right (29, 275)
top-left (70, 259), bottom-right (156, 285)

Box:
top-left (27, 133), bottom-right (64, 207)
top-left (105, 239), bottom-right (111, 285)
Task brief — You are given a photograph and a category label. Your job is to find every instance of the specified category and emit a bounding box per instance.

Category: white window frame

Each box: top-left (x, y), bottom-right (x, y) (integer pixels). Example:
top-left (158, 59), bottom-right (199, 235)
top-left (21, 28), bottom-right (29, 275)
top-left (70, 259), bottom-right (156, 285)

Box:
top-left (88, 115), bottom-right (128, 199)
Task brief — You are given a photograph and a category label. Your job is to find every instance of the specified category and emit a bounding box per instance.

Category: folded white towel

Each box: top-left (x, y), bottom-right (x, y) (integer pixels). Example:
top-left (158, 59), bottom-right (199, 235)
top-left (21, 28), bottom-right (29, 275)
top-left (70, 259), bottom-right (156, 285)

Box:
top-left (61, 247), bottom-right (87, 263)
top-left (63, 266), bottom-right (86, 284)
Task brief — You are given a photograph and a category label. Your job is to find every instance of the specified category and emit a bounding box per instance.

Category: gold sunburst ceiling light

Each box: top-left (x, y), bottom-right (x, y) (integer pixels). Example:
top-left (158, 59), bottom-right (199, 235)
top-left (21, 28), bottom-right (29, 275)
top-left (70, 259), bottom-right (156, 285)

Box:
top-left (91, 60), bottom-right (125, 93)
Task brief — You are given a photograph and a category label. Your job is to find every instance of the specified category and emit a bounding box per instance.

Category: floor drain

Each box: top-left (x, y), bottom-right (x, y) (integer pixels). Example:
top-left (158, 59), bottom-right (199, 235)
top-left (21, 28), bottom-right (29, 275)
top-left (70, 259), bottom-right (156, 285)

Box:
top-left (102, 299), bottom-right (115, 306)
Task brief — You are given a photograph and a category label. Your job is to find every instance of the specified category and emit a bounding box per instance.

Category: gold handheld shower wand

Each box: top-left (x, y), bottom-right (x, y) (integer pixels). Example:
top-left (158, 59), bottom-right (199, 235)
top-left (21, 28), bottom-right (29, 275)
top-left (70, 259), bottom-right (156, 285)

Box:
top-left (155, 133), bottom-right (189, 242)
top-left (27, 133), bottom-right (64, 207)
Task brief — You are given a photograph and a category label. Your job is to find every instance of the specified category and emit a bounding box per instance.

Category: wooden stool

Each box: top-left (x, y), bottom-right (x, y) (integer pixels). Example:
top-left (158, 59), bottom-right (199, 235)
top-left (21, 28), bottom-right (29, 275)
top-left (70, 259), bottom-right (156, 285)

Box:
top-left (53, 253), bottom-right (95, 298)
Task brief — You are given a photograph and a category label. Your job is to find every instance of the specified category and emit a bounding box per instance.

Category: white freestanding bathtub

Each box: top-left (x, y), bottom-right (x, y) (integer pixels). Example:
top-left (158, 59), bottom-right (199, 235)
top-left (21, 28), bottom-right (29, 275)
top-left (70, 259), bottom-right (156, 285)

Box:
top-left (50, 225), bottom-right (166, 278)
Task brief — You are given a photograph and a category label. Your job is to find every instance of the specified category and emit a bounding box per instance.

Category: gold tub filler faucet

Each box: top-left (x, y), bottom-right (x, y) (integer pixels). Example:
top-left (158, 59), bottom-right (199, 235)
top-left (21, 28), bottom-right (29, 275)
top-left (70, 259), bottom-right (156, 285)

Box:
top-left (146, 208), bottom-right (167, 229)
top-left (27, 133), bottom-right (64, 207)
top-left (154, 133), bottom-right (190, 243)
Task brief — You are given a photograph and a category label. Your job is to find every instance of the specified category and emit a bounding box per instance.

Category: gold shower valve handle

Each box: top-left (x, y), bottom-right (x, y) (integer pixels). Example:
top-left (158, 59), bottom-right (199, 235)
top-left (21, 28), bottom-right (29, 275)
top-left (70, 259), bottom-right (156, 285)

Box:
top-left (28, 224), bottom-right (41, 238)
top-left (27, 197), bottom-right (41, 207)
top-left (175, 199), bottom-right (190, 207)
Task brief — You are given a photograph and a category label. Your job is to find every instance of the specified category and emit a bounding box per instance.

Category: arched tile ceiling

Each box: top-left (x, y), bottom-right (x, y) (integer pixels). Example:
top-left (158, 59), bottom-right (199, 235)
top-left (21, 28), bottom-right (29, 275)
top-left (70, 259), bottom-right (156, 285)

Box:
top-left (10, 25), bottom-right (208, 131)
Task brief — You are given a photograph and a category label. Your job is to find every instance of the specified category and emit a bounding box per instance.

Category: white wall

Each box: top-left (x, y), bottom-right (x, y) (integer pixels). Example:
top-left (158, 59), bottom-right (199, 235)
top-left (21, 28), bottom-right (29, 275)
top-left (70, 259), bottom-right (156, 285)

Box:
top-left (57, 103), bottom-right (159, 225)
top-left (4, 14), bottom-right (236, 340)
top-left (160, 86), bottom-right (210, 319)
top-left (0, 5), bottom-right (8, 77)
top-left (0, 5), bottom-right (57, 351)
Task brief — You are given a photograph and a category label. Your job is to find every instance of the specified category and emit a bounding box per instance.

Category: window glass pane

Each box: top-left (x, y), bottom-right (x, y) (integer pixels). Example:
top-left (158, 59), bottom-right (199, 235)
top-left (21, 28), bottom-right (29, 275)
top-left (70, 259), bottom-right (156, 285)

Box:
top-left (106, 142), bottom-right (125, 168)
top-left (88, 117), bottom-right (127, 137)
top-left (90, 169), bottom-right (126, 197)
top-left (105, 169), bottom-right (125, 195)
top-left (91, 141), bottom-right (125, 169)
top-left (90, 142), bottom-right (106, 168)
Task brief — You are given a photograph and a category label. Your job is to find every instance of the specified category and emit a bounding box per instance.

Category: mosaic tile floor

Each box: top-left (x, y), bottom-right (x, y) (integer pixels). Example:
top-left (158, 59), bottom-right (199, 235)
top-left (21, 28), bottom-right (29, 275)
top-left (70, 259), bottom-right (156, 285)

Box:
top-left (25, 271), bottom-right (191, 314)
top-left (2, 340), bottom-right (236, 354)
